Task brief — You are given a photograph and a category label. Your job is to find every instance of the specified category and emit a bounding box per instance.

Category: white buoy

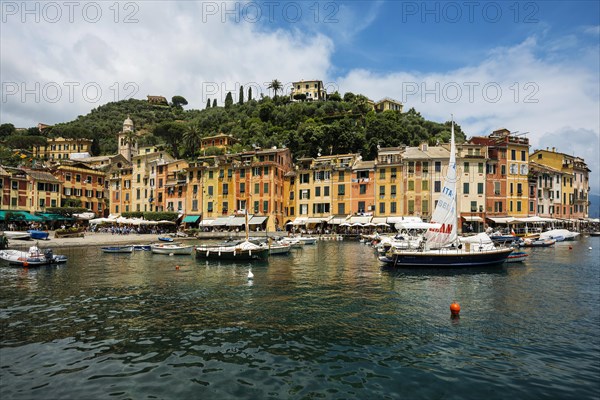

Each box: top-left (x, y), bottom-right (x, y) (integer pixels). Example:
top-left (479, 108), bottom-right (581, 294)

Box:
top-left (247, 269), bottom-right (254, 280)
top-left (589, 247), bottom-right (592, 250)
top-left (169, 253), bottom-right (174, 256)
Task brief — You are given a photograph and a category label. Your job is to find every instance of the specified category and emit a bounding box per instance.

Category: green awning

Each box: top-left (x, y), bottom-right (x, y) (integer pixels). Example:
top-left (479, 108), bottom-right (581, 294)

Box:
top-left (182, 215), bottom-right (201, 223)
top-left (36, 213), bottom-right (73, 221)
top-left (0, 210), bottom-right (44, 221)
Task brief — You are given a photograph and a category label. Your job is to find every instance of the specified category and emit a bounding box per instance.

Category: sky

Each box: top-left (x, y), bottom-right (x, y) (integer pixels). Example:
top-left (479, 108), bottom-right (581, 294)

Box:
top-left (1, 0), bottom-right (599, 192)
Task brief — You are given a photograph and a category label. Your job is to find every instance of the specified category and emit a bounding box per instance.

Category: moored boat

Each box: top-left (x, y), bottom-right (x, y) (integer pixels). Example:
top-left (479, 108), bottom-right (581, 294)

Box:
top-left (151, 243), bottom-right (194, 255)
top-left (3, 231), bottom-right (32, 240)
top-left (589, 232), bottom-right (600, 237)
top-left (519, 238), bottom-right (556, 247)
top-left (296, 236), bottom-right (317, 245)
top-left (158, 236), bottom-right (174, 242)
top-left (133, 244), bottom-right (152, 251)
top-left (0, 246), bottom-right (67, 266)
top-left (540, 229), bottom-right (580, 242)
top-left (268, 242), bottom-right (292, 255)
top-left (28, 230), bottom-right (50, 240)
top-left (195, 240), bottom-right (269, 261)
top-left (506, 251), bottom-right (529, 263)
top-left (101, 246), bottom-right (134, 253)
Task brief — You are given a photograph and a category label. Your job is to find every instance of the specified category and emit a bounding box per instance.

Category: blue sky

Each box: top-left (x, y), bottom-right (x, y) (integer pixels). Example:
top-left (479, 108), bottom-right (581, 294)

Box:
top-left (1, 0), bottom-right (599, 192)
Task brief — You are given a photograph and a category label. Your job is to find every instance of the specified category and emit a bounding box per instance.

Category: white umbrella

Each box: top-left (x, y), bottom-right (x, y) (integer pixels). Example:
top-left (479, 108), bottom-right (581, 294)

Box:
top-left (351, 223), bottom-right (363, 227)
top-left (340, 222), bottom-right (351, 227)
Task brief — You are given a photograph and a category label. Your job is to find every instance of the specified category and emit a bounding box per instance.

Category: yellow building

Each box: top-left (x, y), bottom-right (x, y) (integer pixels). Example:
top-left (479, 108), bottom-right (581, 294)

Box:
top-left (375, 98), bottom-right (403, 113)
top-left (200, 133), bottom-right (239, 151)
top-left (530, 148), bottom-right (590, 219)
top-left (158, 160), bottom-right (189, 214)
top-left (128, 150), bottom-right (176, 213)
top-left (0, 168), bottom-right (62, 213)
top-left (33, 137), bottom-right (93, 160)
top-left (375, 147), bottom-right (403, 217)
top-left (290, 80), bottom-right (326, 101)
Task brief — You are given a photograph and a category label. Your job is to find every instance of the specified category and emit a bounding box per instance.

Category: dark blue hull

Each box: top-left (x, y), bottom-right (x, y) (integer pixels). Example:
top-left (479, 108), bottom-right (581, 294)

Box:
top-left (391, 248), bottom-right (512, 268)
top-left (28, 230), bottom-right (49, 240)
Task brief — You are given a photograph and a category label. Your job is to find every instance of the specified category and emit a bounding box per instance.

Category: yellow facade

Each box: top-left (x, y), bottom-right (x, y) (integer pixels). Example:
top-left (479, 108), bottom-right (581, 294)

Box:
top-left (375, 148), bottom-right (402, 216)
top-left (506, 136), bottom-right (530, 217)
top-left (33, 137), bottom-right (93, 160)
top-left (290, 80), bottom-right (326, 101)
top-left (54, 162), bottom-right (107, 215)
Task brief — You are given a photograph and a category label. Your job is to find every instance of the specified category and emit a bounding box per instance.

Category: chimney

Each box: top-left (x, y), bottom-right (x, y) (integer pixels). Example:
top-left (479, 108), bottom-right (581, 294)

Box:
top-left (552, 147), bottom-right (556, 152)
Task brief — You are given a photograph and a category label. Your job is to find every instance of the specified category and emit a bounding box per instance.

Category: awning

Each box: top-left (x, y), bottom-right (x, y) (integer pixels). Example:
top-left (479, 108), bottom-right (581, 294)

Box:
top-left (227, 217), bottom-right (247, 227)
top-left (292, 217), bottom-right (308, 226)
top-left (371, 217), bottom-right (387, 224)
top-left (37, 213), bottom-right (72, 222)
top-left (249, 216), bottom-right (267, 225)
top-left (182, 215), bottom-right (201, 223)
top-left (348, 216), bottom-right (372, 224)
top-left (306, 217), bottom-right (331, 224)
top-left (462, 216), bottom-right (483, 222)
top-left (211, 217), bottom-right (231, 226)
top-left (487, 217), bottom-right (515, 224)
top-left (198, 219), bottom-right (214, 226)
top-left (387, 216), bottom-right (423, 224)
top-left (329, 216), bottom-right (349, 225)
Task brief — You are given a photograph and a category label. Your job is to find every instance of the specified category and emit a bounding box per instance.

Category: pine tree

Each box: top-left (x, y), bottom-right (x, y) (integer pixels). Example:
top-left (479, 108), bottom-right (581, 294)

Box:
top-left (212, 99), bottom-right (217, 107)
top-left (225, 92), bottom-right (233, 108)
top-left (238, 85), bottom-right (244, 104)
top-left (206, 99), bottom-right (211, 109)
top-left (248, 87), bottom-right (252, 101)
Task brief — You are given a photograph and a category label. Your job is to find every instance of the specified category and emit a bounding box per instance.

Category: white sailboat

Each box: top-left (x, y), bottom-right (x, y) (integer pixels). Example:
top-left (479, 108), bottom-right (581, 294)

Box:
top-left (382, 118), bottom-right (512, 267)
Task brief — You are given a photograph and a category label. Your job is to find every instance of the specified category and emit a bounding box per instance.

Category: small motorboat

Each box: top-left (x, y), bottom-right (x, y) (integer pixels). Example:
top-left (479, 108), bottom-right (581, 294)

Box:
top-left (133, 244), bottom-right (151, 251)
top-left (506, 251), bottom-right (528, 263)
top-left (296, 236), bottom-right (317, 245)
top-left (589, 232), bottom-right (600, 237)
top-left (28, 230), bottom-right (50, 240)
top-left (101, 246), bottom-right (134, 253)
top-left (3, 231), bottom-right (32, 241)
top-left (519, 238), bottom-right (556, 247)
top-left (195, 240), bottom-right (269, 261)
top-left (540, 229), bottom-right (580, 242)
top-left (490, 234), bottom-right (518, 244)
top-left (0, 246), bottom-right (67, 266)
top-left (158, 236), bottom-right (174, 242)
top-left (151, 243), bottom-right (194, 255)
top-left (268, 242), bottom-right (292, 255)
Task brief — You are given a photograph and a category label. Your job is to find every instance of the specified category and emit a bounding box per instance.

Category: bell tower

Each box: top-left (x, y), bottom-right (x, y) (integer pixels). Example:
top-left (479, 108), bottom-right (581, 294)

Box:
top-left (118, 115), bottom-right (138, 161)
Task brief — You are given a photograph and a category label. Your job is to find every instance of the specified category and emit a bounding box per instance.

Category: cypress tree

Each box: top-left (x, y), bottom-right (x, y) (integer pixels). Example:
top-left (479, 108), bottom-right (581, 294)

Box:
top-left (239, 85), bottom-right (244, 104)
top-left (212, 99), bottom-right (217, 107)
top-left (206, 98), bottom-right (211, 109)
top-left (248, 87), bottom-right (252, 101)
top-left (225, 92), bottom-right (233, 108)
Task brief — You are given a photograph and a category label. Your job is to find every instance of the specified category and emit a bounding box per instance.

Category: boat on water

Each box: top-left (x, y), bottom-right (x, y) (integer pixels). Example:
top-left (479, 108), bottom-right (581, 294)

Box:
top-left (101, 246), bottom-right (134, 253)
top-left (27, 230), bottom-right (49, 240)
top-left (133, 244), bottom-right (151, 251)
top-left (195, 240), bottom-right (269, 261)
top-left (539, 229), bottom-right (580, 242)
top-left (151, 243), bottom-right (194, 255)
top-left (158, 236), bottom-right (174, 242)
top-left (589, 232), bottom-right (600, 237)
top-left (3, 231), bottom-right (32, 240)
top-left (0, 246), bottom-right (67, 266)
top-left (296, 236), bottom-right (317, 245)
top-left (278, 237), bottom-right (304, 248)
top-left (383, 119), bottom-right (512, 268)
top-left (267, 241), bottom-right (292, 255)
top-left (506, 251), bottom-right (528, 263)
top-left (519, 238), bottom-right (556, 247)
top-left (489, 233), bottom-right (518, 244)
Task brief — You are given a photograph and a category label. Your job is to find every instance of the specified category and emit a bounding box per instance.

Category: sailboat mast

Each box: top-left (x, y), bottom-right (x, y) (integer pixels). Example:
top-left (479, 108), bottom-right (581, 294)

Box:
top-left (451, 116), bottom-right (458, 240)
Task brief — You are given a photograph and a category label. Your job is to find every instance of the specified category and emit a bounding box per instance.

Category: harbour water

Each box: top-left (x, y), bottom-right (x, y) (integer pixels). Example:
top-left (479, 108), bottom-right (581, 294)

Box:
top-left (1, 238), bottom-right (599, 399)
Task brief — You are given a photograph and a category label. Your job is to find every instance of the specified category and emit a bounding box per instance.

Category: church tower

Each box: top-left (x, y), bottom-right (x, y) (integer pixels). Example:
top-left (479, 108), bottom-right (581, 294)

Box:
top-left (118, 115), bottom-right (138, 162)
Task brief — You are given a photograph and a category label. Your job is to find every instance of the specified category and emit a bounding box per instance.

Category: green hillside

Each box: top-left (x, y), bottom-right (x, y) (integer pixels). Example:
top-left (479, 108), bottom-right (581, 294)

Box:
top-left (1, 93), bottom-right (465, 162)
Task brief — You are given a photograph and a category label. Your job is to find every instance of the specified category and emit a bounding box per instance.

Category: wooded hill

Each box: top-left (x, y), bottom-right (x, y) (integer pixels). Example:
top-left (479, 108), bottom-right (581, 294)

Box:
top-left (1, 93), bottom-right (465, 164)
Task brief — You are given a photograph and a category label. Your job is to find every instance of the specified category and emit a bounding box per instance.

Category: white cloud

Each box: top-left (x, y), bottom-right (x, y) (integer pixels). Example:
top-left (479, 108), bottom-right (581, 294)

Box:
top-left (0, 1), bottom-right (333, 126)
top-left (336, 36), bottom-right (600, 190)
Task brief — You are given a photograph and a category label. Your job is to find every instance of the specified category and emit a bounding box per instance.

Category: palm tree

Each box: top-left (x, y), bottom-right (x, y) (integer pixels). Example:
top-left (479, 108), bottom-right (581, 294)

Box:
top-left (267, 79), bottom-right (282, 98)
top-left (183, 122), bottom-right (203, 157)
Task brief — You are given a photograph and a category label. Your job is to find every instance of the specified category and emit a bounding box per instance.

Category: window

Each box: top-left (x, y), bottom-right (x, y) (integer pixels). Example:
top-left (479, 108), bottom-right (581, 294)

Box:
top-left (511, 149), bottom-right (516, 160)
top-left (300, 189), bottom-right (310, 199)
top-left (253, 201), bottom-right (259, 213)
top-left (408, 181), bottom-right (414, 191)
top-left (339, 171), bottom-right (345, 181)
top-left (423, 162), bottom-right (429, 174)
top-left (408, 162), bottom-right (415, 174)
top-left (463, 183), bottom-right (470, 194)
top-left (379, 203), bottom-right (385, 214)
top-left (510, 164), bottom-right (518, 174)
top-left (254, 183), bottom-right (260, 194)
top-left (208, 186), bottom-right (213, 196)
top-left (223, 183), bottom-right (229, 195)
top-left (358, 201), bottom-right (366, 213)
top-left (390, 202), bottom-right (397, 213)
top-left (478, 183), bottom-right (484, 194)
top-left (300, 204), bottom-right (308, 215)
top-left (517, 201), bottom-right (522, 212)
top-left (65, 174), bottom-right (71, 181)
top-left (422, 200), bottom-right (429, 214)
top-left (380, 169), bottom-right (386, 180)
top-left (76, 174), bottom-right (81, 182)
top-left (263, 201), bottom-right (269, 213)
top-left (207, 202), bottom-right (213, 212)
top-left (494, 182), bottom-right (501, 195)
top-left (338, 185), bottom-right (345, 195)
top-left (300, 173), bottom-right (310, 184)
top-left (240, 183), bottom-right (245, 193)
top-left (464, 162), bottom-right (469, 172)
top-left (391, 185), bottom-right (397, 196)
top-left (359, 184), bottom-right (367, 194)
top-left (316, 187), bottom-right (321, 197)
top-left (517, 183), bottom-right (522, 195)
top-left (478, 163), bottom-right (484, 173)
top-left (263, 183), bottom-right (269, 194)
top-left (408, 200), bottom-right (414, 214)
top-left (324, 186), bottom-right (329, 196)
top-left (379, 186), bottom-right (385, 196)
top-left (208, 171), bottom-right (213, 179)
top-left (471, 201), bottom-right (477, 212)
top-left (391, 168), bottom-right (397, 179)
top-left (501, 165), bottom-right (506, 175)
top-left (240, 169), bottom-right (246, 178)
top-left (136, 188), bottom-right (140, 200)
top-left (521, 151), bottom-right (526, 161)
top-left (434, 181), bottom-right (441, 193)
top-left (338, 203), bottom-right (345, 215)
top-left (422, 181), bottom-right (429, 190)
top-left (435, 162), bottom-right (441, 172)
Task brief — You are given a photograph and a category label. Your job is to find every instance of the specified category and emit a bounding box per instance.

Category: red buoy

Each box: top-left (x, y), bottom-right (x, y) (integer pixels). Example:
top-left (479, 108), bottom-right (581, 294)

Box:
top-left (450, 301), bottom-right (461, 316)
top-left (175, 265), bottom-right (180, 270)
